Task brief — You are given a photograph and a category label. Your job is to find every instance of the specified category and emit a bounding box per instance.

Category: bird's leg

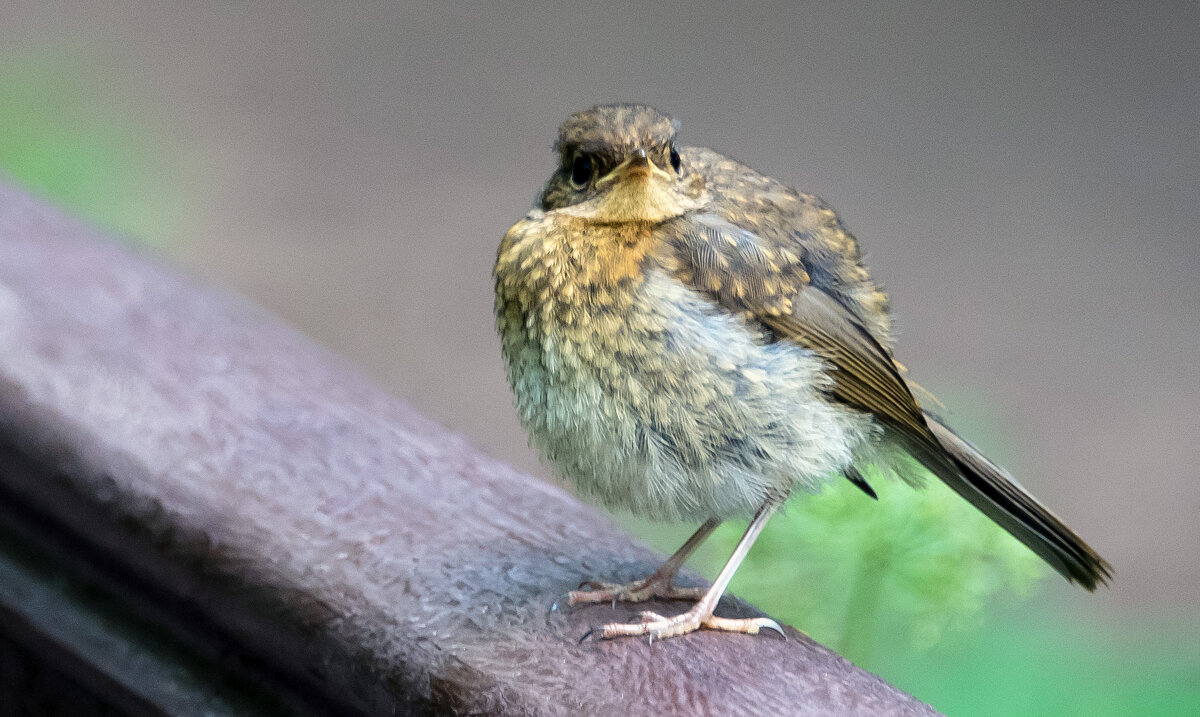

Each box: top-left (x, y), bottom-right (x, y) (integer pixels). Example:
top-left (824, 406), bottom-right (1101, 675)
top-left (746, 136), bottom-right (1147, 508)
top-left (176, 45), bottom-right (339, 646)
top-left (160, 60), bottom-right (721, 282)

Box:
top-left (590, 499), bottom-right (784, 640)
top-left (569, 517), bottom-right (721, 605)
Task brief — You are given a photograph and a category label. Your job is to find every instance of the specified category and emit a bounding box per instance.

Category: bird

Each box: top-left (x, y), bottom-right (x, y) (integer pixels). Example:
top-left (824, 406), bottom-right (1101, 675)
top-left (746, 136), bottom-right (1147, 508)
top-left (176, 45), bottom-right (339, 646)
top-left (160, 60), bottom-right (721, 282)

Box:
top-left (493, 103), bottom-right (1111, 641)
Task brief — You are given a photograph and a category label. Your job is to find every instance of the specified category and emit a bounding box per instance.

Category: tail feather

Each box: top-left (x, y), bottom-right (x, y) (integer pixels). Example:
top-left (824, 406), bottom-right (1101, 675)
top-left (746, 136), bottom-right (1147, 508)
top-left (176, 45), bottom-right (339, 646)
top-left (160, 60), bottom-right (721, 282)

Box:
top-left (908, 413), bottom-right (1113, 590)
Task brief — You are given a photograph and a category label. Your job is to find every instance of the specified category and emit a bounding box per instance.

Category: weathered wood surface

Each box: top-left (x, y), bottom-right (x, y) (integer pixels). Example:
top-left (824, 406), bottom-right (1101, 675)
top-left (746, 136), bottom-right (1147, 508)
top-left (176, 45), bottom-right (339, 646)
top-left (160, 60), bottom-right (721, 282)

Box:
top-left (0, 182), bottom-right (937, 715)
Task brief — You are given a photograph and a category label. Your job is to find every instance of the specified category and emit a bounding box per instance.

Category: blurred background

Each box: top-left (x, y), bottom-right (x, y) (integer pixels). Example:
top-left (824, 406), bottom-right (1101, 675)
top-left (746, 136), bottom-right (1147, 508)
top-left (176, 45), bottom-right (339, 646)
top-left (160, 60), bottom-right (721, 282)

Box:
top-left (2, 1), bottom-right (1197, 713)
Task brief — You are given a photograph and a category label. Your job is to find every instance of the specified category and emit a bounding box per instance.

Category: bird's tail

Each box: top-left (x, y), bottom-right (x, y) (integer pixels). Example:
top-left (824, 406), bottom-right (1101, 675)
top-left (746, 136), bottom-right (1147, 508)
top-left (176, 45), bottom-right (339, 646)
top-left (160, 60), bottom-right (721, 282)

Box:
top-left (908, 413), bottom-right (1112, 590)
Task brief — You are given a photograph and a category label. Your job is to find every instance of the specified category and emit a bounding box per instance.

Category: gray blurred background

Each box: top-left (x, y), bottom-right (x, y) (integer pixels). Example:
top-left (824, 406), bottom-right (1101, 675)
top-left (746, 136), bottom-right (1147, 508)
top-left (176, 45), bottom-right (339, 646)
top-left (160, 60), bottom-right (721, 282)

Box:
top-left (3, 0), bottom-right (1196, 665)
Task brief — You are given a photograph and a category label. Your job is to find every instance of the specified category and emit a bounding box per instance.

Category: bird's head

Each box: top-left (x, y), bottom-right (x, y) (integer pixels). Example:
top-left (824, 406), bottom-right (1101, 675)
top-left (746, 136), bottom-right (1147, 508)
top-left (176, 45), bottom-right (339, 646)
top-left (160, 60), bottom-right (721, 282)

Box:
top-left (540, 104), bottom-right (703, 222)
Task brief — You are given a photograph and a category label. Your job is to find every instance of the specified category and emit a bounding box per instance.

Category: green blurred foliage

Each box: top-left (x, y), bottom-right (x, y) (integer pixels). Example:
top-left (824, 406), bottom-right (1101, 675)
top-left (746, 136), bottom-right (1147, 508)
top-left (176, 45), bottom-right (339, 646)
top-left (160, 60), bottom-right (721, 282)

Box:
top-left (630, 474), bottom-right (1046, 664)
top-left (626, 476), bottom-right (1199, 716)
top-left (0, 55), bottom-right (182, 246)
top-left (721, 473), bottom-right (1044, 660)
top-left (878, 606), bottom-right (1200, 716)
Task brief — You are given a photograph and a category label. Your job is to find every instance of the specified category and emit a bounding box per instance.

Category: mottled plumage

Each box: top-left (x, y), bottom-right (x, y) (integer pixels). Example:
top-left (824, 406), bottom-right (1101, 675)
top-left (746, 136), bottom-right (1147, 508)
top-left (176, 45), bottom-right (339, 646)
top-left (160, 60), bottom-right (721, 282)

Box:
top-left (494, 104), bottom-right (1110, 640)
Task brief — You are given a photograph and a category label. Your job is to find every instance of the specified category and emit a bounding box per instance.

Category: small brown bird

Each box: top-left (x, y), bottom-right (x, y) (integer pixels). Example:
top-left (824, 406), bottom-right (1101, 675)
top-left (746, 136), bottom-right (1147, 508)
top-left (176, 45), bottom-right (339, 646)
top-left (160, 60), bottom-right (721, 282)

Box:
top-left (494, 104), bottom-right (1111, 641)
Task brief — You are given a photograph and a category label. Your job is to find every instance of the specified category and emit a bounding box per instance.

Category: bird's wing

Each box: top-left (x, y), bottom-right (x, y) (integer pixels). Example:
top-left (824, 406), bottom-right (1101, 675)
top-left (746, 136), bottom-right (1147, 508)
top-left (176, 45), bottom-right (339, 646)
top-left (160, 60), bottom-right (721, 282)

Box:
top-left (679, 147), bottom-right (894, 341)
top-left (667, 213), bottom-right (937, 451)
top-left (666, 213), bottom-right (1112, 589)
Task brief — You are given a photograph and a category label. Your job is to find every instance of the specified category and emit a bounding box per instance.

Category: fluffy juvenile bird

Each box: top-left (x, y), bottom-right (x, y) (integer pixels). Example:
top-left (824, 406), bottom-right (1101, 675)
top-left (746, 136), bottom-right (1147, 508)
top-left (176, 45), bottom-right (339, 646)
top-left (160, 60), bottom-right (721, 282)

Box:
top-left (494, 104), bottom-right (1111, 641)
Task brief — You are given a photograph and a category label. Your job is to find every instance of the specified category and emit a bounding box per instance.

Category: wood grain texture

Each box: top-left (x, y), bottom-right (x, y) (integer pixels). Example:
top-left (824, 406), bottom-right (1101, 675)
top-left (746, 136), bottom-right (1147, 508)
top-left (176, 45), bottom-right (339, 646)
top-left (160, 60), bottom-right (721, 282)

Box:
top-left (0, 182), bottom-right (937, 716)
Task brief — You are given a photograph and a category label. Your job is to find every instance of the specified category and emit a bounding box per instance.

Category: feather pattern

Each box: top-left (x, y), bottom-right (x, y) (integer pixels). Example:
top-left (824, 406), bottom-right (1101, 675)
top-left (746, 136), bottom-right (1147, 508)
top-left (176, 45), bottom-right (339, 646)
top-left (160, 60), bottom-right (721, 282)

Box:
top-left (664, 183), bottom-right (1112, 589)
top-left (495, 104), bottom-right (1111, 590)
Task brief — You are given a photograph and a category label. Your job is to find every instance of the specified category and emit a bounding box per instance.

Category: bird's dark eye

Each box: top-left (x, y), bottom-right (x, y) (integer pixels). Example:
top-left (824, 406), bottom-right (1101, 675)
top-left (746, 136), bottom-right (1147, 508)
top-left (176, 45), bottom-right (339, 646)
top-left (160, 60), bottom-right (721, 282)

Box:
top-left (571, 154), bottom-right (594, 187)
top-left (669, 146), bottom-right (682, 174)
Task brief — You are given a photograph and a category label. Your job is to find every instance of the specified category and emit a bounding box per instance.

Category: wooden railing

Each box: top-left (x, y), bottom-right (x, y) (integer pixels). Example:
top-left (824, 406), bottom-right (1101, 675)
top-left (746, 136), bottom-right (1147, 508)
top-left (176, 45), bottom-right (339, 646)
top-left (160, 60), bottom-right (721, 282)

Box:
top-left (0, 182), bottom-right (936, 715)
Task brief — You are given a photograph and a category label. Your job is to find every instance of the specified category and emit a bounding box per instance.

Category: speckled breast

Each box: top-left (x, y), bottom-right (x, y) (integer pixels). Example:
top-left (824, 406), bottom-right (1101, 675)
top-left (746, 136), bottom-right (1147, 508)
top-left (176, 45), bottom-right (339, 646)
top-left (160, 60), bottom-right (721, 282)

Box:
top-left (494, 216), bottom-right (867, 521)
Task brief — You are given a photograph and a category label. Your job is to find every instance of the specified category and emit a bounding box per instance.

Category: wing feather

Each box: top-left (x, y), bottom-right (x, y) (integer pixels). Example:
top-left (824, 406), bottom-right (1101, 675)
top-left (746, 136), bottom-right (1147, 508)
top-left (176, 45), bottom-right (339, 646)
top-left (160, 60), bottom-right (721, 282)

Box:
top-left (670, 214), bottom-right (937, 450)
top-left (666, 213), bottom-right (1111, 588)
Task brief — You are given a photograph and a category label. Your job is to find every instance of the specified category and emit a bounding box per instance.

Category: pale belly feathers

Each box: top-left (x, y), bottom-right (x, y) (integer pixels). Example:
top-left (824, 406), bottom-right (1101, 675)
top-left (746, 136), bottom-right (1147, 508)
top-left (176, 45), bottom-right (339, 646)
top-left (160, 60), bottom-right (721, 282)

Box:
top-left (502, 269), bottom-right (874, 521)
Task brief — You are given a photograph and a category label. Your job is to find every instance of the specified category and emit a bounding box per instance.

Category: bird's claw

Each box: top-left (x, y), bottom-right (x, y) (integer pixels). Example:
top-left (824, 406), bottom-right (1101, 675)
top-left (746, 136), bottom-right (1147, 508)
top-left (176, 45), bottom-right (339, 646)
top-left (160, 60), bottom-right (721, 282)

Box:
top-left (584, 607), bottom-right (785, 641)
top-left (567, 577), bottom-right (707, 606)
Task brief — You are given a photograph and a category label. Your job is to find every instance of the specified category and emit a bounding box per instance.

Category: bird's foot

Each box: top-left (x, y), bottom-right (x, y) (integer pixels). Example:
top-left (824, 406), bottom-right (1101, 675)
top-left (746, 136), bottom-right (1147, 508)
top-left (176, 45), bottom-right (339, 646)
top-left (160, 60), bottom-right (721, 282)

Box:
top-left (585, 605), bottom-right (784, 642)
top-left (568, 576), bottom-right (706, 606)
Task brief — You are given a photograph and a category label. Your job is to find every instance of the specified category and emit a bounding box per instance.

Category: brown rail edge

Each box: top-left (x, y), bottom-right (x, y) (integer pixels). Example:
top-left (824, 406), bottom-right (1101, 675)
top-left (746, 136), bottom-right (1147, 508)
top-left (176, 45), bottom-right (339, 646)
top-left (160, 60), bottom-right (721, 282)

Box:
top-left (0, 182), bottom-right (938, 716)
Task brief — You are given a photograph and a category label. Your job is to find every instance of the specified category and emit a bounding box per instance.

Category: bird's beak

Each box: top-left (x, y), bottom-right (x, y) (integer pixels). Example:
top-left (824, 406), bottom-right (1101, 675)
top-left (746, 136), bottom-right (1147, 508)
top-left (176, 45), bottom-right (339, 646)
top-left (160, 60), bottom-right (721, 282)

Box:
top-left (623, 148), bottom-right (654, 177)
top-left (598, 147), bottom-right (673, 186)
